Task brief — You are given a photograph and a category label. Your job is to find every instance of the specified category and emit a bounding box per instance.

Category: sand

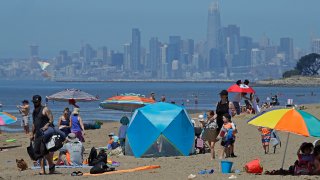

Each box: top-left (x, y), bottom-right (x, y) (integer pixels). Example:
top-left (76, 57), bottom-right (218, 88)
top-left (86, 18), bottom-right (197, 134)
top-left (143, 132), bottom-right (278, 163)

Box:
top-left (1, 104), bottom-right (320, 180)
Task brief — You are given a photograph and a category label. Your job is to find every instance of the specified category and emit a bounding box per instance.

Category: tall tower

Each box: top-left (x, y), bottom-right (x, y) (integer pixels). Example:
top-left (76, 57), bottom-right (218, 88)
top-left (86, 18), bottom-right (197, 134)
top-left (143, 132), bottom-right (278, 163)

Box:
top-left (131, 28), bottom-right (141, 71)
top-left (207, 1), bottom-right (222, 59)
top-left (30, 45), bottom-right (39, 58)
top-left (311, 38), bottom-right (320, 54)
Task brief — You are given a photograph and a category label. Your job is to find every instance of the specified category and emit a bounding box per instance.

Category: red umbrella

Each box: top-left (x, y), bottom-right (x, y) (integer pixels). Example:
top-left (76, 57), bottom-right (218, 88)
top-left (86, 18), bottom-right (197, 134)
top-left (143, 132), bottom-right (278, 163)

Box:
top-left (227, 84), bottom-right (255, 93)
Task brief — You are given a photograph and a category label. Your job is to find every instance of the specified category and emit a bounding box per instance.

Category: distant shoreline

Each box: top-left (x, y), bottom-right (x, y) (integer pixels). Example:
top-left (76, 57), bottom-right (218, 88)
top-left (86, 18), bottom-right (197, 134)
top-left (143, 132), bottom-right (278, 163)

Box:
top-left (254, 76), bottom-right (320, 87)
top-left (54, 79), bottom-right (234, 83)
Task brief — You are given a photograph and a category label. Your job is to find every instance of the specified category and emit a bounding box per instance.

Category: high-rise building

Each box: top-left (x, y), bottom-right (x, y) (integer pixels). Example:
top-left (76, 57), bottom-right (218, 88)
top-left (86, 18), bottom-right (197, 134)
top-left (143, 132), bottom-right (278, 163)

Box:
top-left (239, 36), bottom-right (253, 50)
top-left (131, 28), bottom-right (141, 71)
top-left (251, 48), bottom-right (265, 67)
top-left (148, 37), bottom-right (161, 73)
top-left (223, 25), bottom-right (240, 55)
top-left (182, 39), bottom-right (194, 65)
top-left (206, 1), bottom-right (223, 68)
top-left (311, 38), bottom-right (320, 54)
top-left (160, 44), bottom-right (168, 79)
top-left (30, 45), bottom-right (39, 58)
top-left (123, 43), bottom-right (131, 70)
top-left (279, 37), bottom-right (294, 62)
top-left (97, 46), bottom-right (108, 63)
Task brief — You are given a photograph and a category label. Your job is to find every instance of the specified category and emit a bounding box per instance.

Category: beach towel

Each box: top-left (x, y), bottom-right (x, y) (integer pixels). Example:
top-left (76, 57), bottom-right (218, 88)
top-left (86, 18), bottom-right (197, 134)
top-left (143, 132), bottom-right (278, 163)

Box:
top-left (31, 165), bottom-right (91, 170)
top-left (83, 165), bottom-right (161, 176)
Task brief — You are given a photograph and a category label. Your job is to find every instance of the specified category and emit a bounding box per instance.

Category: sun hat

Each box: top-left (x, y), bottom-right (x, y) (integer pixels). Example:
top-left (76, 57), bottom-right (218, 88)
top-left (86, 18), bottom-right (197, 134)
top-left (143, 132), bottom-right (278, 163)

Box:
top-left (108, 132), bottom-right (115, 136)
top-left (66, 133), bottom-right (79, 142)
top-left (72, 108), bottom-right (80, 115)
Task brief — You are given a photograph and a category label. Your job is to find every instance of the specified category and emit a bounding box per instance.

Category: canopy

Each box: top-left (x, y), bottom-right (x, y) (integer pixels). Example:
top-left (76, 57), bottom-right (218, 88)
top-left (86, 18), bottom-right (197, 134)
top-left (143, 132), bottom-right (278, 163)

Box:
top-left (99, 95), bottom-right (155, 112)
top-left (47, 89), bottom-right (98, 102)
top-left (0, 112), bottom-right (17, 126)
top-left (125, 102), bottom-right (194, 158)
top-left (227, 84), bottom-right (255, 93)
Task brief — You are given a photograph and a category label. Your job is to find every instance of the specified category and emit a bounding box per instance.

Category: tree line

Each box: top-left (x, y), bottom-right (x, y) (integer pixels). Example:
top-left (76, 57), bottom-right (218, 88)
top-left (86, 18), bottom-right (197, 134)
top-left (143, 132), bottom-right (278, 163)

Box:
top-left (283, 53), bottom-right (320, 78)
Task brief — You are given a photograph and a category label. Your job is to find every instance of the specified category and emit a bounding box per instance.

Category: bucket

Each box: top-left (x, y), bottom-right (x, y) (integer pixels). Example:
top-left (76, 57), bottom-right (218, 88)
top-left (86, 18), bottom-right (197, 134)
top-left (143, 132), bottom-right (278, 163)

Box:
top-left (244, 159), bottom-right (263, 174)
top-left (221, 160), bottom-right (233, 174)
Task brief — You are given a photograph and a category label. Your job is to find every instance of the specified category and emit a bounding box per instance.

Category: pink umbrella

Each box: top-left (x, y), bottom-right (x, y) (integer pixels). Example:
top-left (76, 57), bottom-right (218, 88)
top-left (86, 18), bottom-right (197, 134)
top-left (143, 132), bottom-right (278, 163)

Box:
top-left (227, 84), bottom-right (255, 94)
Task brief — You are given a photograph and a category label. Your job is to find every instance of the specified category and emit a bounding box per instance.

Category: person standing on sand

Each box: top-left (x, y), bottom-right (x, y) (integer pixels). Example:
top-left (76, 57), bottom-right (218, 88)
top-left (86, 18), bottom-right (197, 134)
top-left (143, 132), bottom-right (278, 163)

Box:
top-left (17, 100), bottom-right (30, 134)
top-left (30, 95), bottom-right (55, 174)
top-left (69, 108), bottom-right (85, 142)
top-left (201, 110), bottom-right (218, 160)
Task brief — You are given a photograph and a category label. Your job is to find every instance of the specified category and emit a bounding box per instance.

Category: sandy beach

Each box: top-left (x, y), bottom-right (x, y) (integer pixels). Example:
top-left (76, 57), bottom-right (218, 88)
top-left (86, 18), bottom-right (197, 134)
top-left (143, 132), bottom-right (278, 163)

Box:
top-left (1, 104), bottom-right (320, 180)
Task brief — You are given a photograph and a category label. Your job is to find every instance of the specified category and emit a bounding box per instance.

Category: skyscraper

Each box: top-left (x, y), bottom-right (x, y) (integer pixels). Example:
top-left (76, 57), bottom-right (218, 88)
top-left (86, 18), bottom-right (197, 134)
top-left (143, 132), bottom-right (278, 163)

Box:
top-left (207, 1), bottom-right (223, 68)
top-left (148, 37), bottom-right (161, 74)
top-left (223, 25), bottom-right (240, 55)
top-left (279, 37), bottom-right (294, 62)
top-left (123, 43), bottom-right (131, 71)
top-left (160, 44), bottom-right (168, 79)
top-left (131, 28), bottom-right (141, 71)
top-left (311, 38), bottom-right (320, 54)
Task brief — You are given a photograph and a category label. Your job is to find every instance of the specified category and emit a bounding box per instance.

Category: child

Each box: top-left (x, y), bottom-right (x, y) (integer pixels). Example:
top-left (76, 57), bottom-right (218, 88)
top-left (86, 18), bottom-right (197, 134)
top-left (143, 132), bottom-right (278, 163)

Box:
top-left (295, 142), bottom-right (314, 175)
top-left (107, 133), bottom-right (119, 150)
top-left (118, 116), bottom-right (129, 148)
top-left (259, 127), bottom-right (271, 154)
top-left (218, 113), bottom-right (235, 159)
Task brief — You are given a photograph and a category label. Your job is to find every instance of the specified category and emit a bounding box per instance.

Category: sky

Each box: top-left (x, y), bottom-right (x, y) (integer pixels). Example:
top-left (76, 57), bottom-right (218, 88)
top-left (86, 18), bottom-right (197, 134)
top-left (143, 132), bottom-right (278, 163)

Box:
top-left (0, 0), bottom-right (319, 58)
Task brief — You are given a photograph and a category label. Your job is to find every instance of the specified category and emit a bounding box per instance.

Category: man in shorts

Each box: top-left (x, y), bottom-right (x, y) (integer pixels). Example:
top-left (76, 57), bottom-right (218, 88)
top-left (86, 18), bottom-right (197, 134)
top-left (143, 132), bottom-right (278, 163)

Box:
top-left (18, 100), bottom-right (30, 134)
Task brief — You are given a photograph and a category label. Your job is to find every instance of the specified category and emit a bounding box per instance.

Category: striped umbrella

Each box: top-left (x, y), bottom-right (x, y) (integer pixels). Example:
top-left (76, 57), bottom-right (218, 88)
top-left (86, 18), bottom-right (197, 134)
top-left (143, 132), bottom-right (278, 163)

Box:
top-left (248, 108), bottom-right (320, 169)
top-left (100, 95), bottom-right (155, 112)
top-left (46, 89), bottom-right (98, 102)
top-left (0, 112), bottom-right (17, 126)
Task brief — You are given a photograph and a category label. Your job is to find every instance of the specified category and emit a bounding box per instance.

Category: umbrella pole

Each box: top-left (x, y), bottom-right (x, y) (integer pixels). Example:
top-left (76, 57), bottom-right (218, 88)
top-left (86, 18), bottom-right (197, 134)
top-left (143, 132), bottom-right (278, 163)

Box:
top-left (281, 132), bottom-right (290, 169)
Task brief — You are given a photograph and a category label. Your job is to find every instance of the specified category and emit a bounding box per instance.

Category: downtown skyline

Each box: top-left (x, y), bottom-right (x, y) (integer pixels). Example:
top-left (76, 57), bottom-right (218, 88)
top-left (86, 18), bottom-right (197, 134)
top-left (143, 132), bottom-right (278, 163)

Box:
top-left (0, 0), bottom-right (319, 58)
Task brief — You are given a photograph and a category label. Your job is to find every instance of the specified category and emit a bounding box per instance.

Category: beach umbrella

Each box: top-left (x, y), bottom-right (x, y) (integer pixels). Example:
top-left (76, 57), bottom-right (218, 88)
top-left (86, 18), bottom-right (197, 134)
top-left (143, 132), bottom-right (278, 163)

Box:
top-left (0, 112), bottom-right (17, 126)
top-left (227, 84), bottom-right (255, 93)
top-left (99, 95), bottom-right (155, 112)
top-left (247, 108), bottom-right (320, 169)
top-left (46, 89), bottom-right (98, 102)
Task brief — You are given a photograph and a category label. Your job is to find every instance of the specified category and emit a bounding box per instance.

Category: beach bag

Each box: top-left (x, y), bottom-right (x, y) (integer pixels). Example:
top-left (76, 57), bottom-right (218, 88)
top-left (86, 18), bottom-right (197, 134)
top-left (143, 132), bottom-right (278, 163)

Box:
top-left (88, 147), bottom-right (98, 166)
top-left (270, 138), bottom-right (279, 147)
top-left (90, 162), bottom-right (107, 174)
top-left (27, 141), bottom-right (37, 161)
top-left (244, 159), bottom-right (263, 174)
top-left (45, 134), bottom-right (64, 152)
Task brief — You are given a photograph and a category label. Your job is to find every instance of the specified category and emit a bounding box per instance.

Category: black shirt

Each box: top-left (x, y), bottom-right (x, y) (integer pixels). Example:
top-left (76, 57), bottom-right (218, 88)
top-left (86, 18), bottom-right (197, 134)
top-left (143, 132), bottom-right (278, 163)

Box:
top-left (216, 100), bottom-right (229, 130)
top-left (32, 106), bottom-right (49, 137)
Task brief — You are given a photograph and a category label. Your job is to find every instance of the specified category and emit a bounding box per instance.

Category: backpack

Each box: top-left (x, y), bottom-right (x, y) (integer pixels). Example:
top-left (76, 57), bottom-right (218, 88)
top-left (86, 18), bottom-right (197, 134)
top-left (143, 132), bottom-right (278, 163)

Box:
top-left (88, 147), bottom-right (98, 166)
top-left (88, 148), bottom-right (108, 166)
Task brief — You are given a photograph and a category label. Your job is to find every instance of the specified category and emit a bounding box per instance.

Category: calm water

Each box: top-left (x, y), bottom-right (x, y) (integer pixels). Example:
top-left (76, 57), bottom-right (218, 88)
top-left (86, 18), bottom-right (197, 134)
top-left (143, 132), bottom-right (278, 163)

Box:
top-left (0, 80), bottom-right (319, 131)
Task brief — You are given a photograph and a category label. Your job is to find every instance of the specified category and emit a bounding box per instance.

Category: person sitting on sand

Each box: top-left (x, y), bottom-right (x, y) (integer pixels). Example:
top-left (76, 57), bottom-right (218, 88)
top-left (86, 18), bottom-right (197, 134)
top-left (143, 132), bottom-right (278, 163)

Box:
top-left (246, 104), bottom-right (255, 114)
top-left (57, 133), bottom-right (84, 166)
top-left (107, 132), bottom-right (120, 150)
top-left (294, 142), bottom-right (314, 175)
top-left (258, 127), bottom-right (271, 154)
top-left (312, 145), bottom-right (320, 175)
top-left (58, 108), bottom-right (71, 136)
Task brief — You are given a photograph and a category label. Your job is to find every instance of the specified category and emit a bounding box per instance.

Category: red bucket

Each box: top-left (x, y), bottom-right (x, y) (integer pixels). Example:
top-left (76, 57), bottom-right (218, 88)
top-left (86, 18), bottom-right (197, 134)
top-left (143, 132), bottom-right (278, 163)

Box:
top-left (244, 159), bottom-right (263, 174)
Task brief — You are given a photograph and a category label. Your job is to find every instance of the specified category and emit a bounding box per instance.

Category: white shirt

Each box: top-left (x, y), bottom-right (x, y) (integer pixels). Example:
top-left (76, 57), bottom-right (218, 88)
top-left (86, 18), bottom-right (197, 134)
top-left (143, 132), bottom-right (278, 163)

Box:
top-left (233, 93), bottom-right (242, 102)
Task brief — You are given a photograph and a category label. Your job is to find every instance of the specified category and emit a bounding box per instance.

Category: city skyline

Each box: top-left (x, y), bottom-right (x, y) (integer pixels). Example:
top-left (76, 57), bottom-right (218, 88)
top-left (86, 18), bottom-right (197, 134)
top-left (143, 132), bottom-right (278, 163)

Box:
top-left (0, 0), bottom-right (319, 58)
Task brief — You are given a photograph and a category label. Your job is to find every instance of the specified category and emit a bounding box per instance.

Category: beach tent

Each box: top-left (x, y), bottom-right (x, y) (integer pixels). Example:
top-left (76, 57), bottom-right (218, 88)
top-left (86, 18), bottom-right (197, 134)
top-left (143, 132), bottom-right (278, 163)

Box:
top-left (125, 102), bottom-right (194, 158)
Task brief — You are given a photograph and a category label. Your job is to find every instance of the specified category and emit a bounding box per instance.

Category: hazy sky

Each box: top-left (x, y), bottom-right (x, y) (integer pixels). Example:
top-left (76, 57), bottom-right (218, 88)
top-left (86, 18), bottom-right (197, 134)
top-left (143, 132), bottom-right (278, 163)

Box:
top-left (0, 0), bottom-right (319, 58)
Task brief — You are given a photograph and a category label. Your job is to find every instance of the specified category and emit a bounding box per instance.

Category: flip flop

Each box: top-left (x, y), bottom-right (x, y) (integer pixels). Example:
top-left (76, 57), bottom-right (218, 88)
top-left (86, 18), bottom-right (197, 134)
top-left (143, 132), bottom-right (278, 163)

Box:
top-left (71, 171), bottom-right (78, 176)
top-left (77, 171), bottom-right (83, 176)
